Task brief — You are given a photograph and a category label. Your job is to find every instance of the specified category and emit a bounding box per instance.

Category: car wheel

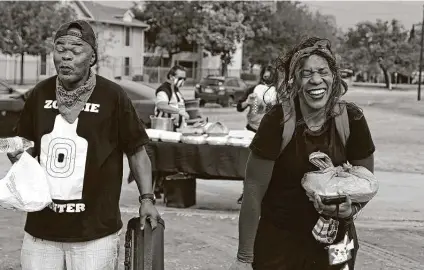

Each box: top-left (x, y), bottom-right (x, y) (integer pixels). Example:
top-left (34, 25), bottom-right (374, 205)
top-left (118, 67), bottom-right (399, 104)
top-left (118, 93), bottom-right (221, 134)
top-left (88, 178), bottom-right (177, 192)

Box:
top-left (223, 96), bottom-right (234, 107)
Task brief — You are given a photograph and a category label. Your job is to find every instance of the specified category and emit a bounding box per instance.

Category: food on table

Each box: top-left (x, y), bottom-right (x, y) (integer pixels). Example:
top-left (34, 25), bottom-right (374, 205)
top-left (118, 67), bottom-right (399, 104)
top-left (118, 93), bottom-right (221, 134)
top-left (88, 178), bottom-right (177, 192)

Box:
top-left (206, 135), bottom-right (229, 145)
top-left (181, 134), bottom-right (207, 144)
top-left (160, 131), bottom-right (182, 143)
top-left (178, 125), bottom-right (205, 135)
top-left (227, 137), bottom-right (252, 147)
top-left (146, 129), bottom-right (162, 141)
top-left (205, 122), bottom-right (229, 136)
top-left (228, 130), bottom-right (255, 140)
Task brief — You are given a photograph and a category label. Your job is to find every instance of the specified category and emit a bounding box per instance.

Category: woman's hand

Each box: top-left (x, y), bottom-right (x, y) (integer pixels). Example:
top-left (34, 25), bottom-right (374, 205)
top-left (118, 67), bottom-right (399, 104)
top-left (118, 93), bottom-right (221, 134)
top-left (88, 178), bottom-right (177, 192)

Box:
top-left (179, 110), bottom-right (190, 119)
top-left (246, 93), bottom-right (257, 105)
top-left (228, 259), bottom-right (253, 270)
top-left (311, 192), bottom-right (353, 219)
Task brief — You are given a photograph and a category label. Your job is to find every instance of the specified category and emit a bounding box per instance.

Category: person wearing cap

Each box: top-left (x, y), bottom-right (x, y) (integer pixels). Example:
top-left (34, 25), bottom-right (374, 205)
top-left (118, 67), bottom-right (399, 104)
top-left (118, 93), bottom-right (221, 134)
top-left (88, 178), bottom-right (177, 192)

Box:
top-left (8, 20), bottom-right (160, 269)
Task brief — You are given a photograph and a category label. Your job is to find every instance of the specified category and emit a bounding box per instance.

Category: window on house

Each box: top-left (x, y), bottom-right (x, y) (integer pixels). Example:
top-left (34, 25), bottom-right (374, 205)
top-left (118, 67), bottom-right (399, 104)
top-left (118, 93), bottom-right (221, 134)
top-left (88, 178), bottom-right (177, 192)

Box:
top-left (125, 27), bottom-right (131, 46)
top-left (40, 54), bottom-right (47, 75)
top-left (124, 57), bottom-right (131, 76)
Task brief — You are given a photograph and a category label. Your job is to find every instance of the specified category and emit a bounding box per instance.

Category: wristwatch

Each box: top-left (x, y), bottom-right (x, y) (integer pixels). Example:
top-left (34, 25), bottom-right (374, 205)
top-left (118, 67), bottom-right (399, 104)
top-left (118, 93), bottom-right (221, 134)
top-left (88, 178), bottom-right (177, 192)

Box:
top-left (139, 193), bottom-right (156, 205)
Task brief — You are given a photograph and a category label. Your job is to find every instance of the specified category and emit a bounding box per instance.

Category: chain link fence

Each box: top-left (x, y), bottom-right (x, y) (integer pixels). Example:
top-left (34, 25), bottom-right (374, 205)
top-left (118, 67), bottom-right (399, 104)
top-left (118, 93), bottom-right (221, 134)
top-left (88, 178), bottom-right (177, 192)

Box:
top-left (0, 56), bottom-right (54, 85)
top-left (0, 56), bottom-right (260, 86)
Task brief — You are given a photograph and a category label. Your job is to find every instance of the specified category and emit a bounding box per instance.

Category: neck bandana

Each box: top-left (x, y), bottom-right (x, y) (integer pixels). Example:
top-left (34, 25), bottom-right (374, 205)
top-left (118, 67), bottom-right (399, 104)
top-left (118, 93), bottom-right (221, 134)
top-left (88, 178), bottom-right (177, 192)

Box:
top-left (56, 70), bottom-right (96, 124)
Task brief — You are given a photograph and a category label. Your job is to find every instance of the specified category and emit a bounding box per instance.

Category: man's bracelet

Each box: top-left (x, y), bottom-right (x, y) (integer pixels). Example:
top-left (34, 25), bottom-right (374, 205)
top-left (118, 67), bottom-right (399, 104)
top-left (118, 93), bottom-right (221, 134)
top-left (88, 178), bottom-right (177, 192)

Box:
top-left (139, 194), bottom-right (156, 205)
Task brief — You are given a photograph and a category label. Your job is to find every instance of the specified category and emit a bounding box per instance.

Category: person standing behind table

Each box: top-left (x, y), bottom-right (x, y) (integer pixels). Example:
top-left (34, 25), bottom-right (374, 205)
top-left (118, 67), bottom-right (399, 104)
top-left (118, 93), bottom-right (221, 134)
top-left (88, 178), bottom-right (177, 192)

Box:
top-left (154, 65), bottom-right (190, 131)
top-left (236, 65), bottom-right (278, 133)
top-left (235, 65), bottom-right (278, 204)
top-left (152, 65), bottom-right (190, 198)
top-left (7, 20), bottom-right (160, 270)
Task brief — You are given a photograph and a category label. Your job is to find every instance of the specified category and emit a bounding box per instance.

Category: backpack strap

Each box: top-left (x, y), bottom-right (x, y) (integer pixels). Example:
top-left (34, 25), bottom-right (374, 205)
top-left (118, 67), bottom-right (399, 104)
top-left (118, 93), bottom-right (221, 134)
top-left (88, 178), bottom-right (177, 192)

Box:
top-left (333, 102), bottom-right (350, 147)
top-left (279, 99), bottom-right (296, 155)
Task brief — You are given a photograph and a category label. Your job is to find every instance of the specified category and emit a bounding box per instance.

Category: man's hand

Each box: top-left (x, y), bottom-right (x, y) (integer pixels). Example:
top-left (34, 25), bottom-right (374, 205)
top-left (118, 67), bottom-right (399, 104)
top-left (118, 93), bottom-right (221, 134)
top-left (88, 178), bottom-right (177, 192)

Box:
top-left (139, 199), bottom-right (161, 230)
top-left (7, 149), bottom-right (24, 164)
top-left (311, 192), bottom-right (353, 219)
top-left (228, 259), bottom-right (253, 270)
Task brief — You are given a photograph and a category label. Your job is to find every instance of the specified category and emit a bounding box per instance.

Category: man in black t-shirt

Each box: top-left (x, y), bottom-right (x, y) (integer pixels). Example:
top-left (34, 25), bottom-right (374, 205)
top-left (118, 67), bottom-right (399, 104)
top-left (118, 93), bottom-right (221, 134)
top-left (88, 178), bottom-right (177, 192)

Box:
top-left (7, 20), bottom-right (160, 270)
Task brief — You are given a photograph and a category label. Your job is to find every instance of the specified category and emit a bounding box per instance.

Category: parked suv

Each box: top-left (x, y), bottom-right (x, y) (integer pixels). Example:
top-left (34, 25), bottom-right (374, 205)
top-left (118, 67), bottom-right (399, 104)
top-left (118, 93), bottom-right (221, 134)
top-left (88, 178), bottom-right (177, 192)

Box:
top-left (194, 76), bottom-right (248, 107)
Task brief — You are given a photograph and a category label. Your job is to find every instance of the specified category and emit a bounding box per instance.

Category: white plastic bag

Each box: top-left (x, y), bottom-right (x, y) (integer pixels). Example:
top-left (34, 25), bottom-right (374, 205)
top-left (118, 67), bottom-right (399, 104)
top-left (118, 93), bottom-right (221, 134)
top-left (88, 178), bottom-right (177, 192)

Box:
top-left (301, 152), bottom-right (379, 203)
top-left (0, 136), bottom-right (34, 153)
top-left (0, 151), bottom-right (52, 212)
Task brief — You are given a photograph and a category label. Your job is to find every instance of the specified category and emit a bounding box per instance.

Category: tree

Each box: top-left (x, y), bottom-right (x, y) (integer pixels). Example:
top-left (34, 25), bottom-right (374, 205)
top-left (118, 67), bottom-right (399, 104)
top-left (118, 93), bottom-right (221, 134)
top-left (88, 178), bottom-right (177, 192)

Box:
top-left (340, 19), bottom-right (419, 89)
top-left (241, 1), bottom-right (341, 69)
top-left (196, 1), bottom-right (255, 76)
top-left (132, 1), bottom-right (203, 61)
top-left (0, 1), bottom-right (75, 85)
top-left (134, 1), bottom-right (259, 76)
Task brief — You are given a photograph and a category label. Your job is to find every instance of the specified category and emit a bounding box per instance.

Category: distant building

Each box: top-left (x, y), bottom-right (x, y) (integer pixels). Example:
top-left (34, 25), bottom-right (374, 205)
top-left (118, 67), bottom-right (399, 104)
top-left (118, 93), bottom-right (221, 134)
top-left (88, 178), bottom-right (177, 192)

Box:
top-left (0, 0), bottom-right (149, 84)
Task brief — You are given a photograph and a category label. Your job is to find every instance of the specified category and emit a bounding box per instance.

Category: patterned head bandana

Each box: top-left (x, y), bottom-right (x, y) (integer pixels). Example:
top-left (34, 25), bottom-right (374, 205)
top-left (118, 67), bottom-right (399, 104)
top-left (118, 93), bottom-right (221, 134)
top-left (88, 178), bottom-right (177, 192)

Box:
top-left (56, 70), bottom-right (96, 124)
top-left (288, 39), bottom-right (335, 82)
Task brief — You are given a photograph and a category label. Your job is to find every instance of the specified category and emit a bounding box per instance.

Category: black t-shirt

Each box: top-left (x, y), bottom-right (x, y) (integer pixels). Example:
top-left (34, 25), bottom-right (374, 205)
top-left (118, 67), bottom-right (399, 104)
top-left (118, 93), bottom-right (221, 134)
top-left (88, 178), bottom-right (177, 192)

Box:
top-left (249, 101), bottom-right (375, 233)
top-left (16, 75), bottom-right (150, 242)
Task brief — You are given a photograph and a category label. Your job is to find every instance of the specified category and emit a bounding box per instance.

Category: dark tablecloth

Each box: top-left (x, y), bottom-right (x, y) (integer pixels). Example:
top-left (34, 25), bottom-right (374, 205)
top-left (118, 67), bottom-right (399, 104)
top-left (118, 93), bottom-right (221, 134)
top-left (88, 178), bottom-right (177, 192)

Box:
top-left (145, 141), bottom-right (250, 180)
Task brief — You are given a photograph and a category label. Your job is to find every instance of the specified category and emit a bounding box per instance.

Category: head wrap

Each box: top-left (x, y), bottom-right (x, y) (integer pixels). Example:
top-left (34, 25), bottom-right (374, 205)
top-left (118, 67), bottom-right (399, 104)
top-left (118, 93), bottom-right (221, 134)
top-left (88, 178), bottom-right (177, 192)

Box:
top-left (288, 39), bottom-right (335, 82)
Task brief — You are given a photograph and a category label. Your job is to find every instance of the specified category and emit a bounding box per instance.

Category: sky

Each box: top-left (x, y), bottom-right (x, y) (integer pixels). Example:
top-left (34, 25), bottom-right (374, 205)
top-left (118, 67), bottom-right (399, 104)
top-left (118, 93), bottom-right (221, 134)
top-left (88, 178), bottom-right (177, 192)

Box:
top-left (304, 1), bottom-right (423, 30)
top-left (98, 0), bottom-right (424, 31)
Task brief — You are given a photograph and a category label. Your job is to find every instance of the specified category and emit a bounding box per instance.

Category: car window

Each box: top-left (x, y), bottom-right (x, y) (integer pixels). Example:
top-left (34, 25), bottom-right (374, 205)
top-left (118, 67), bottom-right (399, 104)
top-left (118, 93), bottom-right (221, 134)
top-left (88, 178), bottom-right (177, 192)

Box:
top-left (226, 79), bottom-right (239, 87)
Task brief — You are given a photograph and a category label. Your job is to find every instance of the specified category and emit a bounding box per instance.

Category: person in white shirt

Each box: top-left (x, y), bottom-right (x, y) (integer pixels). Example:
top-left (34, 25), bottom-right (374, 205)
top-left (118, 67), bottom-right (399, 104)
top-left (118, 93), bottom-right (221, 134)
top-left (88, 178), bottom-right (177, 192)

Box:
top-left (236, 65), bottom-right (278, 132)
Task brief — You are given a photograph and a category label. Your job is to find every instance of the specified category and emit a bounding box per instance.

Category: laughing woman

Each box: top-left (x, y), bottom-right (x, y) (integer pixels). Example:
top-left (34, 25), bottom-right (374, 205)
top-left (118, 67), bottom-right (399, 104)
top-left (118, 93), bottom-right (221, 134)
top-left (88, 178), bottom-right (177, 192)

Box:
top-left (230, 37), bottom-right (375, 270)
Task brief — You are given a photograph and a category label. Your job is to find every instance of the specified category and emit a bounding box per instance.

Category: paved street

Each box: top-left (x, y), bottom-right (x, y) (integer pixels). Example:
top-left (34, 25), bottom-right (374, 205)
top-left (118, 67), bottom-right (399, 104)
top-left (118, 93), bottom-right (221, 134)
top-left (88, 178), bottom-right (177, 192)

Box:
top-left (0, 153), bottom-right (422, 270)
top-left (0, 86), bottom-right (423, 269)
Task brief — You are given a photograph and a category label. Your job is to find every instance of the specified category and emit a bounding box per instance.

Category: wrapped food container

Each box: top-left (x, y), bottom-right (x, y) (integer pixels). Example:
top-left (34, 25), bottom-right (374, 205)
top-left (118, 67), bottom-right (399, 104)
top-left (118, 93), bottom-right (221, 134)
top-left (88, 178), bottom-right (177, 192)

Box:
top-left (227, 137), bottom-right (252, 147)
top-left (206, 135), bottom-right (229, 145)
top-left (160, 131), bottom-right (182, 143)
top-left (205, 122), bottom-right (229, 136)
top-left (146, 129), bottom-right (162, 141)
top-left (228, 130), bottom-right (256, 140)
top-left (181, 134), bottom-right (207, 145)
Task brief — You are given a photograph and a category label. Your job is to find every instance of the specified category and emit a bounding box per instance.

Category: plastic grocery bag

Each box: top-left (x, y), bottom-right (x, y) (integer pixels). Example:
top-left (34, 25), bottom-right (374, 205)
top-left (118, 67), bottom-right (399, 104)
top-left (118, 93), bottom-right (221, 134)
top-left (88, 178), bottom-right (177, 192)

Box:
top-left (0, 136), bottom-right (34, 153)
top-left (0, 151), bottom-right (52, 212)
top-left (301, 152), bottom-right (379, 203)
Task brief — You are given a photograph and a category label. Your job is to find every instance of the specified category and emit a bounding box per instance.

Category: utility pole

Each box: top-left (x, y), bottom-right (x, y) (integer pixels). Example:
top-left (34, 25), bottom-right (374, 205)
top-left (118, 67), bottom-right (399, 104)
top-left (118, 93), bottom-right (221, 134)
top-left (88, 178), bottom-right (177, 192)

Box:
top-left (418, 4), bottom-right (424, 101)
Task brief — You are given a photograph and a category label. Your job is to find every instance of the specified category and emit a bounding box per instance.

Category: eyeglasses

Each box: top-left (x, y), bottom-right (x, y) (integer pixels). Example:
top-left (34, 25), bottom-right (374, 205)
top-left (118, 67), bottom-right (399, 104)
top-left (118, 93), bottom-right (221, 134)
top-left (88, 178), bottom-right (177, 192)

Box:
top-left (176, 77), bottom-right (186, 81)
top-left (300, 68), bottom-right (331, 79)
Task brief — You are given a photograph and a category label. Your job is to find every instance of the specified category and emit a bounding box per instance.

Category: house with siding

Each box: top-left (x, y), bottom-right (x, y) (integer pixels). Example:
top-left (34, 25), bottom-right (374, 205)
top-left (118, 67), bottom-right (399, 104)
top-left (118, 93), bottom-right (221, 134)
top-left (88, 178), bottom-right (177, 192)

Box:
top-left (0, 1), bottom-right (149, 84)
